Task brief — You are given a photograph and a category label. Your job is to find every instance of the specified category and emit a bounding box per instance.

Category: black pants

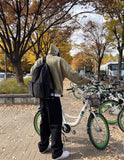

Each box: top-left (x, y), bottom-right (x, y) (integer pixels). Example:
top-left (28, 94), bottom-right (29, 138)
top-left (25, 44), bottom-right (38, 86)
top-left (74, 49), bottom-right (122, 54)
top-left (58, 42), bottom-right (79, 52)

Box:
top-left (38, 97), bottom-right (63, 159)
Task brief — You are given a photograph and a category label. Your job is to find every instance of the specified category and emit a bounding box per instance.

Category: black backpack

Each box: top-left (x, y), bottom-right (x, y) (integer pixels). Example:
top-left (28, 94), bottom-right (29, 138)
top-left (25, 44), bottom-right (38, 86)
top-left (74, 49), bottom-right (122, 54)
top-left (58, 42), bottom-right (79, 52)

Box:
top-left (28, 57), bottom-right (55, 98)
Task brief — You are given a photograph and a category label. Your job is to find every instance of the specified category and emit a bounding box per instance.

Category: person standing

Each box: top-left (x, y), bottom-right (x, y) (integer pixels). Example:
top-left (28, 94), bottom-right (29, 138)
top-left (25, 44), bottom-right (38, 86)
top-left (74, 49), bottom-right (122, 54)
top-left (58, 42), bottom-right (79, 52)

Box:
top-left (30, 44), bottom-right (91, 160)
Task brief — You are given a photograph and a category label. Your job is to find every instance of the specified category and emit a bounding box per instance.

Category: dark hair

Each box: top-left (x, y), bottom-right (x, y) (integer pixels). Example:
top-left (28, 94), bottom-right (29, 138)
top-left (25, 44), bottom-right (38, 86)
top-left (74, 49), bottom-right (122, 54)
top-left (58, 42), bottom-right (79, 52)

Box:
top-left (57, 50), bottom-right (61, 57)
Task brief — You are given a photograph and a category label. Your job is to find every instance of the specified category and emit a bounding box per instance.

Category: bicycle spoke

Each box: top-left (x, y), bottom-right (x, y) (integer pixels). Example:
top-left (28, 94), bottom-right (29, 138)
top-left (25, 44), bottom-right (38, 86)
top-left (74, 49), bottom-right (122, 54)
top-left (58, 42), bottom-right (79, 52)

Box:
top-left (87, 113), bottom-right (109, 150)
top-left (92, 117), bottom-right (108, 145)
top-left (73, 88), bottom-right (82, 99)
top-left (100, 100), bottom-right (120, 124)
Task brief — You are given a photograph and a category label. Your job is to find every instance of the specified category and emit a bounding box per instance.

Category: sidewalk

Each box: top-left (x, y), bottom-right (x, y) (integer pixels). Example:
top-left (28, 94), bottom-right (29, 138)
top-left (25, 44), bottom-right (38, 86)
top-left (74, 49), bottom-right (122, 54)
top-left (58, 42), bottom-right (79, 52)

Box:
top-left (0, 79), bottom-right (124, 160)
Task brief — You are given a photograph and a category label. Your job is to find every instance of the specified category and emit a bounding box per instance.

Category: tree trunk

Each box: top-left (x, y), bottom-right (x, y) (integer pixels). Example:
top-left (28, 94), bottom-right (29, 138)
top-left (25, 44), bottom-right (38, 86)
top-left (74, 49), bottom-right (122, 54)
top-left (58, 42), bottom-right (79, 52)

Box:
top-left (14, 61), bottom-right (24, 84)
top-left (98, 58), bottom-right (102, 81)
top-left (117, 48), bottom-right (123, 80)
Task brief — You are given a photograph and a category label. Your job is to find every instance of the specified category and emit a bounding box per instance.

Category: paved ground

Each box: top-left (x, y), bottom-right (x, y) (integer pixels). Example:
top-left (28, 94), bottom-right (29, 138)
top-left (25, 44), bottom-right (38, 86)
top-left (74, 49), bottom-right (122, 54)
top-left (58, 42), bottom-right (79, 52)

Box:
top-left (0, 79), bottom-right (124, 160)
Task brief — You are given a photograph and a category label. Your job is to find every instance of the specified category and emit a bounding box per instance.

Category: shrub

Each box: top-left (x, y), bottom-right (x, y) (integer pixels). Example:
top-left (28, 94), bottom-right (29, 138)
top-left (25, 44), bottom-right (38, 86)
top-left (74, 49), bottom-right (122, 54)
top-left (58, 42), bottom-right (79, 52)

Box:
top-left (0, 78), bottom-right (31, 94)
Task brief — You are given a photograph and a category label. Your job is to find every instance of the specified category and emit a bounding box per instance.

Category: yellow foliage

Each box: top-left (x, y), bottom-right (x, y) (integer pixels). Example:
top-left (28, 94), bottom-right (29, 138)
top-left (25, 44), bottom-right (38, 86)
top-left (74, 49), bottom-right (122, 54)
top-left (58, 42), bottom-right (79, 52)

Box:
top-left (22, 50), bottom-right (36, 64)
top-left (26, 27), bottom-right (72, 65)
top-left (71, 52), bottom-right (93, 70)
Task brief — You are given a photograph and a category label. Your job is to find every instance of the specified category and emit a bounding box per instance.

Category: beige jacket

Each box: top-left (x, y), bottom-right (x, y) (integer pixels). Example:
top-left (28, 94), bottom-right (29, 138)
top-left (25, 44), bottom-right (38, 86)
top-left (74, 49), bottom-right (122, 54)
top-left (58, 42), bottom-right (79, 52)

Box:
top-left (30, 44), bottom-right (90, 95)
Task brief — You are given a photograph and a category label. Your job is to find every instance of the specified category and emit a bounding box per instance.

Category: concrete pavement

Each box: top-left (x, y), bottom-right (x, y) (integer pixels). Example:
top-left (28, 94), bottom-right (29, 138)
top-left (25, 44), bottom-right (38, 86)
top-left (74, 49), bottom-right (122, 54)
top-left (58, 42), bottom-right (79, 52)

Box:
top-left (0, 79), bottom-right (124, 160)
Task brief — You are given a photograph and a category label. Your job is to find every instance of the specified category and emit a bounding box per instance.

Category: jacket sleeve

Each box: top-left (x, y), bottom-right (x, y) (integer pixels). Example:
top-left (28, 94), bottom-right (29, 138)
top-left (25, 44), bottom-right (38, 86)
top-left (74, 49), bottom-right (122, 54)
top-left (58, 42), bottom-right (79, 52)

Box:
top-left (30, 58), bottom-right (42, 75)
top-left (60, 58), bottom-right (91, 85)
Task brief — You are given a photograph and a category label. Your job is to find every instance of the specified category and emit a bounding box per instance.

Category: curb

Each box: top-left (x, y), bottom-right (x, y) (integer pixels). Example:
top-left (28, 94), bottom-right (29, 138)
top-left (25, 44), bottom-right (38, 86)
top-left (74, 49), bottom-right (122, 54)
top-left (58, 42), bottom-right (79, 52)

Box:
top-left (0, 94), bottom-right (39, 105)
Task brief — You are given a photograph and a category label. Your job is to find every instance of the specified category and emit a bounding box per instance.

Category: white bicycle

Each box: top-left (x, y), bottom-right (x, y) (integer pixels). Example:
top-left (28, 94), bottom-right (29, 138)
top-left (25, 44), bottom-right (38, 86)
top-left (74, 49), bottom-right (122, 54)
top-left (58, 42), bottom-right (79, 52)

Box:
top-left (34, 90), bottom-right (110, 150)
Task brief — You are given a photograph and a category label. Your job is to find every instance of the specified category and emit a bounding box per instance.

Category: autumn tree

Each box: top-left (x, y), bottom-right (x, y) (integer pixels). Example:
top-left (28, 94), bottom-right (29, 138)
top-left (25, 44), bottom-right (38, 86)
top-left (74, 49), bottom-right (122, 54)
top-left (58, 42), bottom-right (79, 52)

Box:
top-left (0, 49), bottom-right (5, 71)
top-left (101, 53), bottom-right (116, 64)
top-left (0, 0), bottom-right (86, 84)
top-left (94, 0), bottom-right (124, 80)
top-left (30, 26), bottom-right (72, 63)
top-left (71, 51), bottom-right (93, 71)
top-left (77, 20), bottom-right (110, 80)
top-left (50, 27), bottom-right (72, 64)
top-left (0, 49), bottom-right (14, 72)
top-left (21, 27), bottom-right (72, 72)
top-left (29, 25), bottom-right (52, 60)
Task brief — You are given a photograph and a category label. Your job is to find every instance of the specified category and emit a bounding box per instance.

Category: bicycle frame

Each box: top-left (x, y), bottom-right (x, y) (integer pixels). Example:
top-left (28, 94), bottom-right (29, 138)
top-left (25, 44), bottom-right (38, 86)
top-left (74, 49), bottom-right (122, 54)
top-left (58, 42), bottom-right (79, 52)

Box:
top-left (34, 90), bottom-right (110, 150)
top-left (62, 99), bottom-right (94, 127)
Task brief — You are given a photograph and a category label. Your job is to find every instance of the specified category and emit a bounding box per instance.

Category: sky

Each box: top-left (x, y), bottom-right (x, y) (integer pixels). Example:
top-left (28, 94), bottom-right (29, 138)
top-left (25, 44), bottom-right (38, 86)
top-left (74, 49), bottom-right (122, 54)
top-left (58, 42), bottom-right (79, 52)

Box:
top-left (69, 5), bottom-right (117, 56)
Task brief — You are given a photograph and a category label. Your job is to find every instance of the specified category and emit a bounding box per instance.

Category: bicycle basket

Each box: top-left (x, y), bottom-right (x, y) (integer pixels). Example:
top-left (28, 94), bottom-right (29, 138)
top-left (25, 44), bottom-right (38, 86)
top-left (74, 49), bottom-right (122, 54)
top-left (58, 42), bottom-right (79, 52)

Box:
top-left (89, 94), bottom-right (100, 107)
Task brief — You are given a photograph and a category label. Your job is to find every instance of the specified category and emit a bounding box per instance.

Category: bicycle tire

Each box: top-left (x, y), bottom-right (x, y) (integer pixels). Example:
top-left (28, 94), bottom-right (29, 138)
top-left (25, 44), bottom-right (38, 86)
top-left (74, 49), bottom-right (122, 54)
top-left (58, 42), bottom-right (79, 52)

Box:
top-left (34, 110), bottom-right (68, 144)
top-left (73, 87), bottom-right (82, 99)
top-left (118, 108), bottom-right (124, 132)
top-left (87, 113), bottom-right (109, 150)
top-left (70, 82), bottom-right (74, 87)
top-left (34, 110), bottom-right (41, 135)
top-left (87, 87), bottom-right (97, 94)
top-left (99, 100), bottom-right (121, 124)
top-left (100, 85), bottom-right (106, 90)
top-left (121, 91), bottom-right (124, 99)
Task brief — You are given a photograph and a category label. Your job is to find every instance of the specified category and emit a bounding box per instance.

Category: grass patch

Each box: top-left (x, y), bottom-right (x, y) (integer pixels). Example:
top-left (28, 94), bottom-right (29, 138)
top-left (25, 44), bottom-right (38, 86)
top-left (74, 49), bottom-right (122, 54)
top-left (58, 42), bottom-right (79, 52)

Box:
top-left (0, 77), bottom-right (124, 94)
top-left (0, 78), bottom-right (31, 94)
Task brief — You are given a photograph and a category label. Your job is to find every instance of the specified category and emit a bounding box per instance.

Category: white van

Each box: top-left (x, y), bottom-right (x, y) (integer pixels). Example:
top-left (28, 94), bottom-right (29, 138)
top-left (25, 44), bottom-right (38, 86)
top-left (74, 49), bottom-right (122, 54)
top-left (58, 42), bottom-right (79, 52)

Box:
top-left (100, 62), bottom-right (124, 79)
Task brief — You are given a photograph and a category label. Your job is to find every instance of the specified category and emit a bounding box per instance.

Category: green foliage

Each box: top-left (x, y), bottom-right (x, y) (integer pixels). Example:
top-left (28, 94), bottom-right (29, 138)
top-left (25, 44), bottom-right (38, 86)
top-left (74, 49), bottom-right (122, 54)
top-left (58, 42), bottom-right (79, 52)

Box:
top-left (23, 77), bottom-right (32, 86)
top-left (0, 78), bottom-right (31, 94)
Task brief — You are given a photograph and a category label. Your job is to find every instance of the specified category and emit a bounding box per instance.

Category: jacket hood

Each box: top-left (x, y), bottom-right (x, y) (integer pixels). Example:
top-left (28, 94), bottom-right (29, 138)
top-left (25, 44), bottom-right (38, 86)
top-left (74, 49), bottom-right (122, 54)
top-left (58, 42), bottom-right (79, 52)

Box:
top-left (48, 43), bottom-right (59, 56)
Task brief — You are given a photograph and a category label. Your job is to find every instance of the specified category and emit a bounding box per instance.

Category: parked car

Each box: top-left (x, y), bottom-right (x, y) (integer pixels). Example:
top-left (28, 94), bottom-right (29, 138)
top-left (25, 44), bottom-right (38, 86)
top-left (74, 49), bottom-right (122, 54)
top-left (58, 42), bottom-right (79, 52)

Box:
top-left (0, 73), bottom-right (5, 82)
top-left (24, 73), bottom-right (32, 79)
top-left (0, 72), bottom-right (15, 82)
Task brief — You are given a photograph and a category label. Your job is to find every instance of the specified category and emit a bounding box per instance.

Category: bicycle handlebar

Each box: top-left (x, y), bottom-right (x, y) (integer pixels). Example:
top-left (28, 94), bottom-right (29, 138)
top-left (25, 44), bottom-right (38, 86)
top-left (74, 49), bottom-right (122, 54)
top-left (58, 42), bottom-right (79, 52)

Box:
top-left (66, 87), bottom-right (74, 91)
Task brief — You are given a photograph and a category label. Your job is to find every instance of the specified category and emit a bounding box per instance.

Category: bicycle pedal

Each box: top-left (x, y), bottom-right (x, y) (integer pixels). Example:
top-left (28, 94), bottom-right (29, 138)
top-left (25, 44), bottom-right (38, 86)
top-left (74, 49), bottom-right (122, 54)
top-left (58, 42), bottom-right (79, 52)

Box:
top-left (72, 130), bottom-right (76, 135)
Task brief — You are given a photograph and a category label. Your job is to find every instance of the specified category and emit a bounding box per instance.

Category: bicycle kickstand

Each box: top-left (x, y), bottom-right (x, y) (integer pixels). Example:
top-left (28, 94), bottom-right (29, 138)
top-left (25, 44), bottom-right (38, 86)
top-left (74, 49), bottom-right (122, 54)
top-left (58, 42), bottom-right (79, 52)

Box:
top-left (62, 132), bottom-right (68, 143)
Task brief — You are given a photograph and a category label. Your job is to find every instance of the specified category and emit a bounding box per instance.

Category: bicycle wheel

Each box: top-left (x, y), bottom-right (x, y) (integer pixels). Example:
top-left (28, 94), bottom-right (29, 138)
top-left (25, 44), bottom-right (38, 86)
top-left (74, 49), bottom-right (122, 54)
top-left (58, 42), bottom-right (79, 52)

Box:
top-left (34, 110), bottom-right (67, 142)
top-left (100, 85), bottom-right (106, 90)
top-left (87, 87), bottom-right (97, 94)
top-left (118, 108), bottom-right (124, 132)
top-left (121, 91), bottom-right (124, 99)
top-left (73, 87), bottom-right (82, 99)
top-left (99, 100), bottom-right (121, 124)
top-left (70, 82), bottom-right (77, 87)
top-left (87, 113), bottom-right (109, 150)
top-left (34, 110), bottom-right (41, 135)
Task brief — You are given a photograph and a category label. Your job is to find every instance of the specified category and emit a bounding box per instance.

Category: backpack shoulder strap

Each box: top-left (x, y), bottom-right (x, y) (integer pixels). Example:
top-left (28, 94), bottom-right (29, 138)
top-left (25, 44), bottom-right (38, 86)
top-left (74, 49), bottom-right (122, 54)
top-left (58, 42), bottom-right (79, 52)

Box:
top-left (43, 56), bottom-right (46, 63)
